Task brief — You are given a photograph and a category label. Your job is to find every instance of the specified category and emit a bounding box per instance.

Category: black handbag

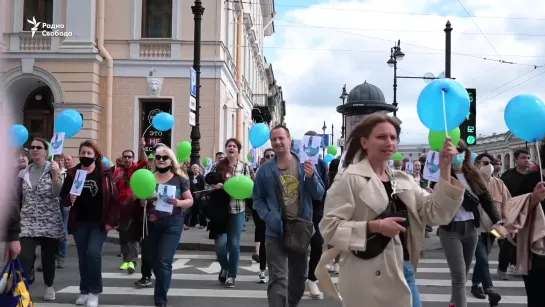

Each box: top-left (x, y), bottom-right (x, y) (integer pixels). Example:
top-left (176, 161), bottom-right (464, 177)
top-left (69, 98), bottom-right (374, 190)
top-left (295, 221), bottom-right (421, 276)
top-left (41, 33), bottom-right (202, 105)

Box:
top-left (352, 170), bottom-right (409, 260)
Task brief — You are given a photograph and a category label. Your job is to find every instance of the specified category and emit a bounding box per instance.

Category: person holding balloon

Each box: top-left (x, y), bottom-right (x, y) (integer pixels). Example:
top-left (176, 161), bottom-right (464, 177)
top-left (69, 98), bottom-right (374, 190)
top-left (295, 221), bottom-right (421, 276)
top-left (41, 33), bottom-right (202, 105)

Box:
top-left (60, 140), bottom-right (120, 307)
top-left (205, 138), bottom-right (254, 289)
top-left (141, 145), bottom-right (193, 307)
top-left (316, 113), bottom-right (465, 307)
top-left (13, 138), bottom-right (64, 302)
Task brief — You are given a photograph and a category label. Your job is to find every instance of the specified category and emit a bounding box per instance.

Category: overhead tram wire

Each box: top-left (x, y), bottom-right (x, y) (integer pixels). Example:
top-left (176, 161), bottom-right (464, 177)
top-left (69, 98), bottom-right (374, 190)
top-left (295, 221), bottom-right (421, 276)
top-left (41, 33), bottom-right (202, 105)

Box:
top-left (229, 0), bottom-right (545, 21)
top-left (465, 62), bottom-right (504, 83)
top-left (479, 67), bottom-right (545, 104)
top-left (478, 65), bottom-right (545, 102)
top-left (457, 0), bottom-right (504, 62)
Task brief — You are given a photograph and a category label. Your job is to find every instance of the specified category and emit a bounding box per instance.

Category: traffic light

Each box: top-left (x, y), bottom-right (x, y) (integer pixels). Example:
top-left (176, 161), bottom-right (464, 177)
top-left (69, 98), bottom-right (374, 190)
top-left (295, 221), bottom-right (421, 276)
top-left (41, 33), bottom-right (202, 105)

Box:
top-left (460, 89), bottom-right (477, 145)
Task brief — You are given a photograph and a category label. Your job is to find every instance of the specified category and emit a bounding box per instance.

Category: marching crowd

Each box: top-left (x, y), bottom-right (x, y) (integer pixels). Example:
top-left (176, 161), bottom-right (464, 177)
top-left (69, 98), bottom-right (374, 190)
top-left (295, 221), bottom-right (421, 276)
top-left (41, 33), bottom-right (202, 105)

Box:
top-left (3, 113), bottom-right (545, 307)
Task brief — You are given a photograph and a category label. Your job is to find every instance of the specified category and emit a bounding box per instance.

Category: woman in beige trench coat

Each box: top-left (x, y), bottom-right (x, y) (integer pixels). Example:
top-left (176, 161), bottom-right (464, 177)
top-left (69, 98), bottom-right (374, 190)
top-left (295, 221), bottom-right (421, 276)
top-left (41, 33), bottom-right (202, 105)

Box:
top-left (316, 113), bottom-right (465, 307)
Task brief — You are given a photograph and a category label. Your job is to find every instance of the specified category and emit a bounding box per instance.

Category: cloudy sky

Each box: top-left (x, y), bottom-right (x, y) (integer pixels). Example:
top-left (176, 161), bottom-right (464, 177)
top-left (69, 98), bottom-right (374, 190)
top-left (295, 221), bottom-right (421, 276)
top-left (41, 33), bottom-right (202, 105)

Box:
top-left (263, 0), bottom-right (545, 145)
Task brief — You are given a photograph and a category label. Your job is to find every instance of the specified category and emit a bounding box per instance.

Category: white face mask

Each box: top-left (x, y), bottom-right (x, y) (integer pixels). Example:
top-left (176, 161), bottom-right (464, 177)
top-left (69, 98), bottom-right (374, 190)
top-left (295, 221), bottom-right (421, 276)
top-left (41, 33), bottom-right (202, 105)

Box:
top-left (480, 164), bottom-right (494, 179)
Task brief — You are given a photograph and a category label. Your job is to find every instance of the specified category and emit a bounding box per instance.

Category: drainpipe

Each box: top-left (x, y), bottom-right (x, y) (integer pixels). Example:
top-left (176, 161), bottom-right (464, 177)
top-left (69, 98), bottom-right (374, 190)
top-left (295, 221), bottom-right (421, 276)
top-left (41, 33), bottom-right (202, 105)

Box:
top-left (97, 0), bottom-right (114, 159)
top-left (235, 12), bottom-right (244, 147)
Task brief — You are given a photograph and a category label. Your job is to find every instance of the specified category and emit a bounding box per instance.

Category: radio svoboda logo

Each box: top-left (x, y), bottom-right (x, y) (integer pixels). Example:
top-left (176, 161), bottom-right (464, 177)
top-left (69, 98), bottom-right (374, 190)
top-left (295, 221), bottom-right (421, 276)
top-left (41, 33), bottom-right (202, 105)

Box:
top-left (26, 17), bottom-right (72, 38)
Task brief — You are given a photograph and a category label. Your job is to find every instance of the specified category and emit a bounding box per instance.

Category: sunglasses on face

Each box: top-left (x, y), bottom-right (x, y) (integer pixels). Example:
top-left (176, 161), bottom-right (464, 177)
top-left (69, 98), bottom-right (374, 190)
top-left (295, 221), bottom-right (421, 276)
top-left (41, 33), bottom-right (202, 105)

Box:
top-left (30, 146), bottom-right (44, 150)
top-left (123, 155), bottom-right (134, 159)
top-left (457, 148), bottom-right (466, 154)
top-left (155, 155), bottom-right (170, 161)
top-left (265, 155), bottom-right (274, 159)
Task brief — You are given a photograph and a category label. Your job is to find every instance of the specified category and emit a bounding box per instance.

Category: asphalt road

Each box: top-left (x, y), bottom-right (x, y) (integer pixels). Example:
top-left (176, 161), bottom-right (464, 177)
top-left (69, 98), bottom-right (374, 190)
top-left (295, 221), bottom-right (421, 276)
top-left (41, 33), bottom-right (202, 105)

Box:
top-left (4, 242), bottom-right (528, 307)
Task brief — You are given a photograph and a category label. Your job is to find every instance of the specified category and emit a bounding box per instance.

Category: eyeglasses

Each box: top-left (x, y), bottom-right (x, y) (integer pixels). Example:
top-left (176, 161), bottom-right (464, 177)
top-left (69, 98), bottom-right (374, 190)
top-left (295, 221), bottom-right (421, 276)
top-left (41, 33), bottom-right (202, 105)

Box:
top-left (30, 146), bottom-right (44, 150)
top-left (265, 155), bottom-right (274, 159)
top-left (123, 155), bottom-right (134, 159)
top-left (155, 155), bottom-right (170, 161)
top-left (457, 148), bottom-right (466, 154)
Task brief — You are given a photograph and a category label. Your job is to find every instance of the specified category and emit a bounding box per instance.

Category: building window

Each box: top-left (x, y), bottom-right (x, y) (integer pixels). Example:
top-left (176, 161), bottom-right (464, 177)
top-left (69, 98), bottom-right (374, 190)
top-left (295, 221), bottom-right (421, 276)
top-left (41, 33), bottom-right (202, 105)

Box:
top-left (23, 0), bottom-right (53, 31)
top-left (141, 0), bottom-right (172, 38)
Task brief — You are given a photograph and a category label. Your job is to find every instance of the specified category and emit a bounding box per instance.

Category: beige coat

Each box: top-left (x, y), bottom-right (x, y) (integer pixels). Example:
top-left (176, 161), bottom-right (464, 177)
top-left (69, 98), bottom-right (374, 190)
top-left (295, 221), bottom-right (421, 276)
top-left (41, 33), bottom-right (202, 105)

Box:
top-left (316, 159), bottom-right (465, 307)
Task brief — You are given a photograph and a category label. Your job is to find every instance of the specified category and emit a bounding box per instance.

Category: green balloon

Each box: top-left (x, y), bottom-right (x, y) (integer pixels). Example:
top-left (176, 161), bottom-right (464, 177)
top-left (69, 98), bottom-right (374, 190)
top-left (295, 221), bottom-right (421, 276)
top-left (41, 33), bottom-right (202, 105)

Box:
top-left (392, 152), bottom-right (404, 161)
top-left (47, 141), bottom-right (52, 160)
top-left (247, 152), bottom-right (253, 162)
top-left (428, 127), bottom-right (461, 151)
top-left (203, 157), bottom-right (212, 167)
top-left (224, 175), bottom-right (254, 200)
top-left (327, 145), bottom-right (338, 156)
top-left (176, 141), bottom-right (192, 161)
top-left (130, 169), bottom-right (157, 200)
top-left (178, 154), bottom-right (190, 163)
top-left (147, 153), bottom-right (155, 159)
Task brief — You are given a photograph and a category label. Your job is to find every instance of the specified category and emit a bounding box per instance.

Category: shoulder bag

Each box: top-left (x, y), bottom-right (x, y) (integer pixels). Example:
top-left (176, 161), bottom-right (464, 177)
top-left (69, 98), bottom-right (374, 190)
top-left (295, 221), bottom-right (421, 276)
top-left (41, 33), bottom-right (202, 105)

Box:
top-left (352, 170), bottom-right (409, 260)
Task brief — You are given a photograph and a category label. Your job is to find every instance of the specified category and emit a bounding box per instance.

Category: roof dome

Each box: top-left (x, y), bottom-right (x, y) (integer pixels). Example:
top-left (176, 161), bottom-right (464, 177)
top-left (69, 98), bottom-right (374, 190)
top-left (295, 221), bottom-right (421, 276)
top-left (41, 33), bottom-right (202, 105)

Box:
top-left (337, 81), bottom-right (397, 115)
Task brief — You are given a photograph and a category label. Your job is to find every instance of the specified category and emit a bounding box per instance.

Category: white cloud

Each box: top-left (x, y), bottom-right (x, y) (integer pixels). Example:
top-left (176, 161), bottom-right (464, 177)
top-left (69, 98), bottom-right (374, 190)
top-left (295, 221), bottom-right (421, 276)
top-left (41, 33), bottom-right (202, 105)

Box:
top-left (265, 0), bottom-right (545, 145)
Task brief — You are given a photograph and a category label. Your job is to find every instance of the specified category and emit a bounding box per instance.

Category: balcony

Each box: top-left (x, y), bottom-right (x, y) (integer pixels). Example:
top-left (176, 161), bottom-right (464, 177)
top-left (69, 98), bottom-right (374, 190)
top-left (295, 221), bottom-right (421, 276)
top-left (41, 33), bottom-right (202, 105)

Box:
top-left (251, 93), bottom-right (273, 124)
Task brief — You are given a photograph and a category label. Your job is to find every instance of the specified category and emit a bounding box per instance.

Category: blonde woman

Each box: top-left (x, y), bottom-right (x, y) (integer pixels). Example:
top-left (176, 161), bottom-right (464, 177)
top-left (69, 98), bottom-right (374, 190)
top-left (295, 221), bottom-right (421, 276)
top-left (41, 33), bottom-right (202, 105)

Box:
top-left (142, 145), bottom-right (193, 307)
top-left (317, 113), bottom-right (466, 307)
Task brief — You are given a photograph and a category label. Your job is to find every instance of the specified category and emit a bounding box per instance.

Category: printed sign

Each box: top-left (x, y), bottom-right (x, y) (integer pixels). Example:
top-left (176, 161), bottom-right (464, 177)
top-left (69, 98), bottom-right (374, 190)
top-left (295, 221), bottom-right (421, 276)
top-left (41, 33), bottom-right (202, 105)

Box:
top-left (70, 169), bottom-right (88, 196)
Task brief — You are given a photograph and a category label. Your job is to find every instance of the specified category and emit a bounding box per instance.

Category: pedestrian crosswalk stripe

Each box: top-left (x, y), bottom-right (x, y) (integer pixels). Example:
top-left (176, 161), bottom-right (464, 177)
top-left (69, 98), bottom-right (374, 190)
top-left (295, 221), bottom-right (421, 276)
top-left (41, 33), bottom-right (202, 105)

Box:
top-left (100, 272), bottom-right (524, 288)
top-left (56, 286), bottom-right (528, 303)
top-left (163, 254), bottom-right (500, 265)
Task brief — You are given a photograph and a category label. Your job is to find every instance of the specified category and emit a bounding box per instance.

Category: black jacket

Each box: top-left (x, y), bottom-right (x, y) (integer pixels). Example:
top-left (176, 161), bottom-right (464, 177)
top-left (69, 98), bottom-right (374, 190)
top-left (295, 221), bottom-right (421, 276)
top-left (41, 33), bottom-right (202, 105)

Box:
top-left (441, 173), bottom-right (501, 229)
top-left (6, 168), bottom-right (23, 242)
top-left (313, 159), bottom-right (329, 217)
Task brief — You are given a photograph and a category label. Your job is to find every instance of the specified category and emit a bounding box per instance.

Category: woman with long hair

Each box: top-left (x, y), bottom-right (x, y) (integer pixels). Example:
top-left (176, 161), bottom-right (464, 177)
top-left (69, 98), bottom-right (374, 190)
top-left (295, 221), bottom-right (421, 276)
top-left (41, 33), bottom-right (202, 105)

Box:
top-left (205, 138), bottom-right (253, 288)
top-left (502, 138), bottom-right (545, 307)
top-left (318, 113), bottom-right (466, 307)
top-left (15, 138), bottom-right (63, 301)
top-left (187, 164), bottom-right (207, 228)
top-left (60, 140), bottom-right (119, 307)
top-left (143, 145), bottom-right (193, 307)
top-left (438, 141), bottom-right (507, 307)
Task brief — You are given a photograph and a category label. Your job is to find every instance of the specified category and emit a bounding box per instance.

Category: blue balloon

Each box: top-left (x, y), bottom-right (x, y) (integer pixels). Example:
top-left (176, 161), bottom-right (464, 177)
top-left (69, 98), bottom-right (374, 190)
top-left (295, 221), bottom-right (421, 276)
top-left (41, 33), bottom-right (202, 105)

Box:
top-left (152, 112), bottom-right (174, 131)
top-left (249, 123), bottom-right (270, 148)
top-left (504, 95), bottom-right (545, 142)
top-left (417, 79), bottom-right (470, 132)
top-left (324, 154), bottom-right (334, 163)
top-left (9, 124), bottom-right (29, 147)
top-left (102, 156), bottom-right (111, 167)
top-left (55, 109), bottom-right (83, 138)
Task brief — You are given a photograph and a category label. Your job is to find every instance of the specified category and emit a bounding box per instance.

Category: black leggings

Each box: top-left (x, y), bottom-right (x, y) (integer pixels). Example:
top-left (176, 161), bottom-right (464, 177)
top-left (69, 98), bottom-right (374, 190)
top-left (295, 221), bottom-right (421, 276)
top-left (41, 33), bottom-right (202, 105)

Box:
top-left (252, 208), bottom-right (267, 271)
top-left (19, 237), bottom-right (59, 287)
top-left (523, 255), bottom-right (545, 307)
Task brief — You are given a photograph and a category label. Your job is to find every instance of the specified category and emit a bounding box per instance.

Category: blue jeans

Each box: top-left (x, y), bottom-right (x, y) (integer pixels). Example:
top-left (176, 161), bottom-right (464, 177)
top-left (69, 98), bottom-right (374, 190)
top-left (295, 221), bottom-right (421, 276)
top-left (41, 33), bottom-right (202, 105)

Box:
top-left (73, 222), bottom-right (107, 294)
top-left (404, 261), bottom-right (422, 307)
top-left (214, 211), bottom-right (245, 278)
top-left (471, 233), bottom-right (495, 290)
top-left (57, 207), bottom-right (70, 258)
top-left (143, 215), bottom-right (184, 305)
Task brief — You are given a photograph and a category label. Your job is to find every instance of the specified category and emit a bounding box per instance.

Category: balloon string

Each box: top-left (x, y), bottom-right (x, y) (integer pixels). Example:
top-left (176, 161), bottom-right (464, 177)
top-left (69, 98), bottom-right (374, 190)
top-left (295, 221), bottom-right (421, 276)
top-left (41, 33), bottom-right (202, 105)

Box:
top-left (141, 125), bottom-right (152, 139)
top-left (535, 141), bottom-right (543, 182)
top-left (442, 89), bottom-right (449, 138)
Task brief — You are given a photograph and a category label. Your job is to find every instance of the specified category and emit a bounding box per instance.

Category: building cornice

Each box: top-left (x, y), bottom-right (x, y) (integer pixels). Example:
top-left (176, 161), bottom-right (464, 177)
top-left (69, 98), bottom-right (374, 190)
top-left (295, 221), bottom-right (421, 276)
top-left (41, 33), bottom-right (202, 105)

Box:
top-left (1, 53), bottom-right (103, 62)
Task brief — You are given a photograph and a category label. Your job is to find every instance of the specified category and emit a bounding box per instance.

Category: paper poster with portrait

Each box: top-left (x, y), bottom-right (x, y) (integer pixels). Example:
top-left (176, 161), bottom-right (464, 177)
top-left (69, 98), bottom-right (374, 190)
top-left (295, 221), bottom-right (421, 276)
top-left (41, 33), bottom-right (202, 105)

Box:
top-left (405, 161), bottom-right (414, 174)
top-left (50, 132), bottom-right (65, 156)
top-left (299, 135), bottom-right (322, 164)
top-left (423, 151), bottom-right (441, 182)
top-left (156, 184), bottom-right (176, 214)
top-left (291, 140), bottom-right (302, 158)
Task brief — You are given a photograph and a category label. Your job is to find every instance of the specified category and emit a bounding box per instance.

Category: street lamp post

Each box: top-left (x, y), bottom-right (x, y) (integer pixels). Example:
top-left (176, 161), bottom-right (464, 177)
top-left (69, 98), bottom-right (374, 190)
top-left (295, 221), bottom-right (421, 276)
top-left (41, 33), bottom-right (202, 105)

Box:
top-left (386, 40), bottom-right (405, 117)
top-left (190, 0), bottom-right (204, 166)
top-left (339, 85), bottom-right (348, 154)
top-left (331, 124), bottom-right (334, 148)
top-left (322, 121), bottom-right (327, 157)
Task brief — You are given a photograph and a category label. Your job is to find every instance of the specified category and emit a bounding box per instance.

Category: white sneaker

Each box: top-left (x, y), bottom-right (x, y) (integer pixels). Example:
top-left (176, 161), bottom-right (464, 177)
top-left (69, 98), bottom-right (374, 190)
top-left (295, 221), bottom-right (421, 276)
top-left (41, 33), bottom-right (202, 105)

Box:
top-left (44, 287), bottom-right (56, 301)
top-left (306, 280), bottom-right (323, 299)
top-left (86, 294), bottom-right (99, 307)
top-left (333, 263), bottom-right (340, 274)
top-left (75, 294), bottom-right (88, 306)
top-left (258, 270), bottom-right (267, 283)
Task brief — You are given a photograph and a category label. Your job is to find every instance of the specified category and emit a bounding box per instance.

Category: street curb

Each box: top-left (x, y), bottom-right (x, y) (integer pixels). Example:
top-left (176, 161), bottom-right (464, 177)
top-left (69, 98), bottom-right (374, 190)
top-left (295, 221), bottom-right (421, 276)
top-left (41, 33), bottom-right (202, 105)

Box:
top-left (105, 236), bottom-right (256, 253)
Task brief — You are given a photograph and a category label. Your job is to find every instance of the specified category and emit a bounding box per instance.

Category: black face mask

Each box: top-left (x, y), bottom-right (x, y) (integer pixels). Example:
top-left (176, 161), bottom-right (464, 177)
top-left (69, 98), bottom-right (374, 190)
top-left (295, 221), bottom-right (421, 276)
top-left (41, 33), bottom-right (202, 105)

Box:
top-left (80, 157), bottom-right (95, 167)
top-left (156, 165), bottom-right (172, 173)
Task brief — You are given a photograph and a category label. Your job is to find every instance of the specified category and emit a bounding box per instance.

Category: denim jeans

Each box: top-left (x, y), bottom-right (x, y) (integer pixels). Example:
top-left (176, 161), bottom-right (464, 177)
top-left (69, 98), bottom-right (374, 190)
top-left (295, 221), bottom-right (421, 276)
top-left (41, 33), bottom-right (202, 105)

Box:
top-left (143, 214), bottom-right (184, 305)
top-left (57, 207), bottom-right (70, 258)
top-left (73, 222), bottom-right (107, 294)
top-left (404, 261), bottom-right (422, 307)
top-left (214, 211), bottom-right (245, 278)
top-left (472, 233), bottom-right (495, 290)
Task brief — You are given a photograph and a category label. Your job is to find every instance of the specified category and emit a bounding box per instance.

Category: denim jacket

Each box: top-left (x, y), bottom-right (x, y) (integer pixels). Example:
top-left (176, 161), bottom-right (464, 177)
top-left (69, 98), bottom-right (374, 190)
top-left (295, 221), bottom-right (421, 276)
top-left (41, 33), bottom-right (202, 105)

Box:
top-left (252, 152), bottom-right (325, 238)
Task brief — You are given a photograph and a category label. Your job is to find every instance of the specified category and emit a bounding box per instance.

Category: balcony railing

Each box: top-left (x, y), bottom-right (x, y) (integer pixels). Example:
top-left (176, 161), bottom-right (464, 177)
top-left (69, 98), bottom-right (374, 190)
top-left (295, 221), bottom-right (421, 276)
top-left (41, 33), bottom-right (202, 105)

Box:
top-left (243, 77), bottom-right (253, 101)
top-left (19, 33), bottom-right (51, 51)
top-left (253, 94), bottom-right (268, 108)
top-left (139, 41), bottom-right (172, 58)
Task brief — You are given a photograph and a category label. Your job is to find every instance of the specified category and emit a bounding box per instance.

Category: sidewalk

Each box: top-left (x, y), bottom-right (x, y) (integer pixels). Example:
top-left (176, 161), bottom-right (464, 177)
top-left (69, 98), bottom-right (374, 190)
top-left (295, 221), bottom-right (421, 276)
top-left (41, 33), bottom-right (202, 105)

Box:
top-left (107, 221), bottom-right (443, 254)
